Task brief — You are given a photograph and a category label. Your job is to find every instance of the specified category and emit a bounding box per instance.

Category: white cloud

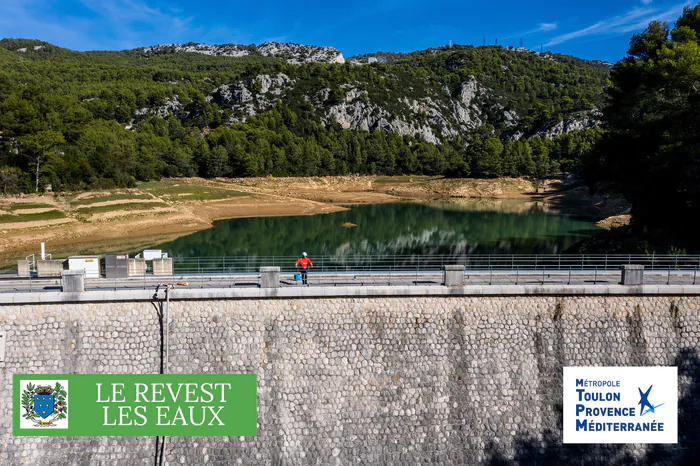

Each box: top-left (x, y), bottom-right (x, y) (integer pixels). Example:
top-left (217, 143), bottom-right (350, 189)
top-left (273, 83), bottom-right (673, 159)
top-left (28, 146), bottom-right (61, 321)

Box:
top-left (545, 2), bottom-right (690, 47)
top-left (641, 0), bottom-right (654, 5)
top-left (538, 23), bottom-right (558, 32)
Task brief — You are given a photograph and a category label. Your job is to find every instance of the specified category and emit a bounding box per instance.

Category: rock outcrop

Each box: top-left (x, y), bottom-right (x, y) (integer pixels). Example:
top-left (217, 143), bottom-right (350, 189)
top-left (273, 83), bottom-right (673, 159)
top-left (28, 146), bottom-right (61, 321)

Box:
top-left (131, 44), bottom-right (601, 144)
top-left (131, 71), bottom-right (599, 144)
top-left (532, 110), bottom-right (602, 139)
top-left (141, 42), bottom-right (344, 64)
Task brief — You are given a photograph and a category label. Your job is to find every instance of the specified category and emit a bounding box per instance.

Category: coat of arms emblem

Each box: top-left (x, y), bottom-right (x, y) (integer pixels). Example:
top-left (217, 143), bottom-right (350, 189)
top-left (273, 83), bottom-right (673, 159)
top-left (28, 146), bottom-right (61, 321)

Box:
top-left (21, 381), bottom-right (68, 428)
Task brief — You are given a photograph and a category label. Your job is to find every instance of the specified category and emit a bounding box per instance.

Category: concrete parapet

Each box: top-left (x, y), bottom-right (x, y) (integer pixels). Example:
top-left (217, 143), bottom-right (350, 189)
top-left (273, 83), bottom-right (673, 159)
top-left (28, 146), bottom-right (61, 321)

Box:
top-left (622, 265), bottom-right (644, 285)
top-left (37, 260), bottom-right (65, 277)
top-left (152, 258), bottom-right (173, 276)
top-left (261, 267), bottom-right (280, 288)
top-left (128, 258), bottom-right (146, 277)
top-left (17, 260), bottom-right (30, 277)
top-left (443, 265), bottom-right (465, 287)
top-left (61, 270), bottom-right (85, 292)
top-left (2, 284), bottom-right (700, 305)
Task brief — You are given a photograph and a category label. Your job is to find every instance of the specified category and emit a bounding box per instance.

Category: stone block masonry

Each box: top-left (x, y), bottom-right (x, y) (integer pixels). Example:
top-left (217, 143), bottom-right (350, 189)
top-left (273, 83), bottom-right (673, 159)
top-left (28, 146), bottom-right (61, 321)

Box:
top-left (1, 296), bottom-right (699, 464)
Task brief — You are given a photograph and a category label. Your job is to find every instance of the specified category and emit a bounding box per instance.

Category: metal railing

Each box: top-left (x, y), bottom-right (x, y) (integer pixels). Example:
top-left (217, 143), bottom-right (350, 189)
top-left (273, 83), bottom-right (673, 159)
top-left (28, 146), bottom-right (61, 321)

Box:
top-left (0, 267), bottom-right (699, 294)
top-left (170, 254), bottom-right (700, 275)
top-left (2, 255), bottom-right (699, 294)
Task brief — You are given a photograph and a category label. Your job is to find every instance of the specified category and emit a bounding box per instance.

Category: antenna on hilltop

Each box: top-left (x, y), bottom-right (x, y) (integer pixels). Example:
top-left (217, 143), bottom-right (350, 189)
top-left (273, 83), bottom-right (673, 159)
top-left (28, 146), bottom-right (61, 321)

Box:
top-left (520, 38), bottom-right (523, 48)
top-left (540, 44), bottom-right (543, 53)
top-left (483, 37), bottom-right (486, 46)
top-left (495, 38), bottom-right (498, 46)
top-left (449, 40), bottom-right (452, 48)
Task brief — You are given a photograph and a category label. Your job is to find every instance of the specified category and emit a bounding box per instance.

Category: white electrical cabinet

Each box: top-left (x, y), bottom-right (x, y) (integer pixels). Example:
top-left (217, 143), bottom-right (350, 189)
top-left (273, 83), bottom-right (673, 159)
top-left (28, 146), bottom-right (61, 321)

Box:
top-left (143, 250), bottom-right (167, 260)
top-left (67, 255), bottom-right (100, 278)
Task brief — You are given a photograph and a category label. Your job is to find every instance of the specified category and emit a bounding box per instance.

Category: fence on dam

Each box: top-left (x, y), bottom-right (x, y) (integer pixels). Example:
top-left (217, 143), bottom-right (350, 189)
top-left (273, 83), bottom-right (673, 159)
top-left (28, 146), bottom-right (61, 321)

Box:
top-left (169, 254), bottom-right (700, 274)
top-left (1, 254), bottom-right (700, 294)
top-left (4, 254), bottom-right (700, 276)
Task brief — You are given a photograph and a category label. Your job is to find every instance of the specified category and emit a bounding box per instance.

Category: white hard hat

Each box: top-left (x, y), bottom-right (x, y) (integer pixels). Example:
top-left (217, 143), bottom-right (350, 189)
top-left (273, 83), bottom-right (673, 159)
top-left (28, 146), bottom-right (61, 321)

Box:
top-left (302, 252), bottom-right (307, 257)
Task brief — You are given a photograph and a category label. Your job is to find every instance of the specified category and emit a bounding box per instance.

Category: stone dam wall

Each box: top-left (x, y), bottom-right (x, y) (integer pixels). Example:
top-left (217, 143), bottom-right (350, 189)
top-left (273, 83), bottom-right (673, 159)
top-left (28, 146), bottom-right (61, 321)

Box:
top-left (1, 295), bottom-right (699, 464)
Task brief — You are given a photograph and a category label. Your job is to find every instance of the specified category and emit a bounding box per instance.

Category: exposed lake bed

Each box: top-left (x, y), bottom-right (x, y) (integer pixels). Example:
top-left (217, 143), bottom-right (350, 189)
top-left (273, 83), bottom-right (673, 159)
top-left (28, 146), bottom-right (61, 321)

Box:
top-left (0, 176), bottom-right (624, 264)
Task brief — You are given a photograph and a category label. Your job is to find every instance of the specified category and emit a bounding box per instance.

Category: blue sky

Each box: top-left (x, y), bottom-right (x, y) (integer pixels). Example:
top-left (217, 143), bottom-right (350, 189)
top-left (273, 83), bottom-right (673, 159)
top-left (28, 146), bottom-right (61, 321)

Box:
top-left (0, 0), bottom-right (694, 62)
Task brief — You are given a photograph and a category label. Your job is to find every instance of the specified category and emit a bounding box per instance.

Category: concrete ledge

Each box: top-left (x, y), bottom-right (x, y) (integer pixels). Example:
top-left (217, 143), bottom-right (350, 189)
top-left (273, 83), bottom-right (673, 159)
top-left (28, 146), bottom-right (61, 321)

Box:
top-left (260, 267), bottom-right (280, 288)
top-left (443, 265), bottom-right (465, 287)
top-left (61, 270), bottom-right (85, 293)
top-left (36, 260), bottom-right (65, 277)
top-left (2, 284), bottom-right (700, 304)
top-left (622, 264), bottom-right (644, 285)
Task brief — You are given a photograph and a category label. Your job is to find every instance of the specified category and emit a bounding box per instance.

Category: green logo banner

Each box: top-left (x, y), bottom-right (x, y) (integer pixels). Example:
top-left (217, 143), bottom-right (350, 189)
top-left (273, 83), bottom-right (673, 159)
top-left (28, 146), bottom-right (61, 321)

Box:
top-left (14, 374), bottom-right (257, 436)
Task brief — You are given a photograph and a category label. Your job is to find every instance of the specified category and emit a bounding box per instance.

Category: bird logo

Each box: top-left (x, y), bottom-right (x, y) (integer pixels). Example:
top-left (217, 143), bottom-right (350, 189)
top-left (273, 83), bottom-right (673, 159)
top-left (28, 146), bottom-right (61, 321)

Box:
top-left (638, 385), bottom-right (664, 416)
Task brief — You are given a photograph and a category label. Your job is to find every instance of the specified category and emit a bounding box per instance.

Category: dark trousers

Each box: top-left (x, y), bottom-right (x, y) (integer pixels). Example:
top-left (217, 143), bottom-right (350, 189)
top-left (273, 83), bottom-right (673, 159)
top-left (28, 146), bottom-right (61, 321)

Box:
top-left (300, 269), bottom-right (308, 284)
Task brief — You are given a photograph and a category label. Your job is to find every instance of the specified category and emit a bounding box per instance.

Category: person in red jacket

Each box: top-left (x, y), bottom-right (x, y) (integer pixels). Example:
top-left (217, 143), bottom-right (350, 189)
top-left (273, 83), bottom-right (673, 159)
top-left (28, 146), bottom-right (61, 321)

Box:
top-left (295, 252), bottom-right (313, 285)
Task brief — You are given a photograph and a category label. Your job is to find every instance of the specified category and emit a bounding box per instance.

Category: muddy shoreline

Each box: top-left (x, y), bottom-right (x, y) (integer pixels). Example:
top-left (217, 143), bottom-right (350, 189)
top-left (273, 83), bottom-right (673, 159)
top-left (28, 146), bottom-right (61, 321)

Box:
top-left (0, 176), bottom-right (627, 262)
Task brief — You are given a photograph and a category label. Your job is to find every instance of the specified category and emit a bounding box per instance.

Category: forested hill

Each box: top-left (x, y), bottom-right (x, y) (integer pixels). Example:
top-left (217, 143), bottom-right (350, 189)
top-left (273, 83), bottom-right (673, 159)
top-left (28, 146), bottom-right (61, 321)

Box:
top-left (0, 38), bottom-right (608, 193)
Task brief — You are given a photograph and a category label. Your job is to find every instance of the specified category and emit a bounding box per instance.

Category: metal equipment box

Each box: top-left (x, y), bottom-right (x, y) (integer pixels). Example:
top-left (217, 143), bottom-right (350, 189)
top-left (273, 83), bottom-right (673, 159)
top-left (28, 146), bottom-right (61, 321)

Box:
top-left (143, 250), bottom-right (165, 261)
top-left (67, 255), bottom-right (100, 279)
top-left (104, 254), bottom-right (128, 279)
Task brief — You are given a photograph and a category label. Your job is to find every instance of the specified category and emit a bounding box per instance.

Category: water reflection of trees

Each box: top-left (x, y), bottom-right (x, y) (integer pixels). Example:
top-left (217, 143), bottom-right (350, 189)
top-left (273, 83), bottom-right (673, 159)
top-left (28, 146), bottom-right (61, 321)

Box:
top-left (157, 203), bottom-right (600, 257)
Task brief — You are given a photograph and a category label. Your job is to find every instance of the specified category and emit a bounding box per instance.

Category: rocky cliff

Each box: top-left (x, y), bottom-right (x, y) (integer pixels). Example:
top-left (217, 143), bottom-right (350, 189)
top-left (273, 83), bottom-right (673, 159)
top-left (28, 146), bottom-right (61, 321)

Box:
top-left (126, 41), bottom-right (609, 144)
top-left (140, 70), bottom-right (597, 145)
top-left (141, 42), bottom-right (345, 64)
top-left (0, 38), bottom-right (610, 159)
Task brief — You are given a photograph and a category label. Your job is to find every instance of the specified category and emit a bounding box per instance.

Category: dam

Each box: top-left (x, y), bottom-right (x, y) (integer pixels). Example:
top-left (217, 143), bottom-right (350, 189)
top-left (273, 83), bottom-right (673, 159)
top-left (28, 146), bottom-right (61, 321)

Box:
top-left (1, 266), bottom-right (699, 463)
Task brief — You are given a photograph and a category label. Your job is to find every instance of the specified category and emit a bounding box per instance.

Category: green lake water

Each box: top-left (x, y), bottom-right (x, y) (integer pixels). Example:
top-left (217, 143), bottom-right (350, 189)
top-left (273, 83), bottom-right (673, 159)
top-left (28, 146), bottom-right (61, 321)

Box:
top-left (154, 200), bottom-right (601, 258)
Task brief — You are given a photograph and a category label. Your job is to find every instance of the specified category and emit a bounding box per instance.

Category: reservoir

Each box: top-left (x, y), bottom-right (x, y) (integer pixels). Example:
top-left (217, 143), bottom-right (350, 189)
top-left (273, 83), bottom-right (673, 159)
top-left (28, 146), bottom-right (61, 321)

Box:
top-left (155, 200), bottom-right (601, 258)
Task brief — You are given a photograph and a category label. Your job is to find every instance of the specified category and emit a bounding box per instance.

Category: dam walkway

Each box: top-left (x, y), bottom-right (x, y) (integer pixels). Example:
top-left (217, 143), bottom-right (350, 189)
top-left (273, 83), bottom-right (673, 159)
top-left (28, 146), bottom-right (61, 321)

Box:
top-left (1, 254), bottom-right (699, 300)
top-left (0, 267), bottom-right (698, 294)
